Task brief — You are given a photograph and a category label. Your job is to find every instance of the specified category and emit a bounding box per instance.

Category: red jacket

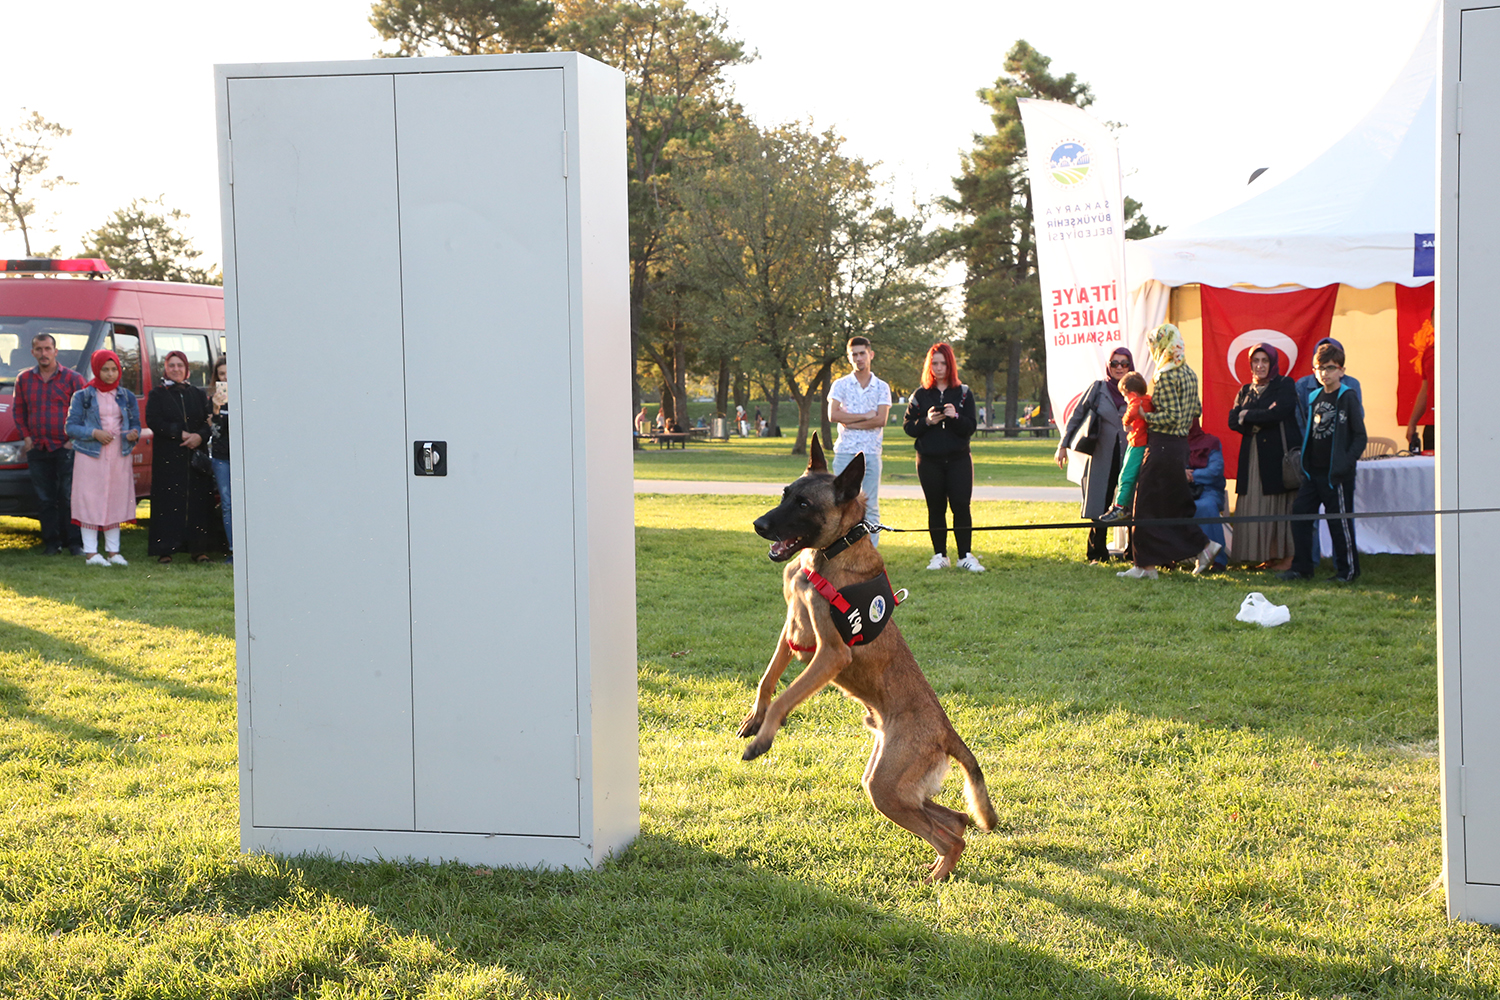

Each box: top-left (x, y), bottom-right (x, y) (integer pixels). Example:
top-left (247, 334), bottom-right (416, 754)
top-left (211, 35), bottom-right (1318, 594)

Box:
top-left (1122, 393), bottom-right (1154, 449)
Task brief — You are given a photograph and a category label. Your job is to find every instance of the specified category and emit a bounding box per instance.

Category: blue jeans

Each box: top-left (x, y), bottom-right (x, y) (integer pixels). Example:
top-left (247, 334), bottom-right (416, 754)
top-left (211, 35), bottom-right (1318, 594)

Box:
top-left (211, 457), bottom-right (232, 553)
top-left (831, 450), bottom-right (881, 547)
top-left (27, 447), bottom-right (81, 549)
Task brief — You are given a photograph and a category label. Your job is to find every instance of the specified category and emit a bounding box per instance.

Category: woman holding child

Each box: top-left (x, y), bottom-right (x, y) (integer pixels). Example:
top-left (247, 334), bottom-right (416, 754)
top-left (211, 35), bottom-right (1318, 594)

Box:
top-left (1227, 343), bottom-right (1299, 570)
top-left (1119, 324), bottom-right (1219, 579)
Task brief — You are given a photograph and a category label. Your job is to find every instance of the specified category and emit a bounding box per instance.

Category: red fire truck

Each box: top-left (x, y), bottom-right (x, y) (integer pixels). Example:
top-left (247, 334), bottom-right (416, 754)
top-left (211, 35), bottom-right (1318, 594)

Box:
top-left (0, 258), bottom-right (225, 515)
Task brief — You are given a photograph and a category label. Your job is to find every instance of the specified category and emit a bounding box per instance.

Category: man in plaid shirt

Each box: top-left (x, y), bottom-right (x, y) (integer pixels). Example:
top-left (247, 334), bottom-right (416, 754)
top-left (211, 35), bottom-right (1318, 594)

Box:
top-left (13, 333), bottom-right (86, 555)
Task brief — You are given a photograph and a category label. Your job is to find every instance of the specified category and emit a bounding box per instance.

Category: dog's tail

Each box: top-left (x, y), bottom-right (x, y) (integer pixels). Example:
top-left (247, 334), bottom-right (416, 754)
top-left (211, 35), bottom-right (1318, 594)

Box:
top-left (948, 733), bottom-right (998, 832)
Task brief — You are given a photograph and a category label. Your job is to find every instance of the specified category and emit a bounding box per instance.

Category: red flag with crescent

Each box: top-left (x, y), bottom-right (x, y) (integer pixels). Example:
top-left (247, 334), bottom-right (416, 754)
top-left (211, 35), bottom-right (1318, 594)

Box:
top-left (1199, 284), bottom-right (1339, 479)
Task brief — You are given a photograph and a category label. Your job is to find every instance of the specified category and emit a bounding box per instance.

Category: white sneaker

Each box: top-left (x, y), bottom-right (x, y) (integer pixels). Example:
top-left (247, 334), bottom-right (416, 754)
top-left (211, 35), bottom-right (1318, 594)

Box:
top-left (107, 554), bottom-right (129, 566)
top-left (1192, 540), bottom-right (1223, 576)
top-left (956, 553), bottom-right (986, 573)
top-left (926, 553), bottom-right (951, 570)
top-left (1116, 566), bottom-right (1158, 579)
top-left (85, 553), bottom-right (109, 567)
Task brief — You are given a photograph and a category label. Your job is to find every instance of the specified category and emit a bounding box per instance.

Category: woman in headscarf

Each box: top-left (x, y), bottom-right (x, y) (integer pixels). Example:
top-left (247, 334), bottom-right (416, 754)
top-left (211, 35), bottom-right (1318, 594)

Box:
top-left (1054, 346), bottom-right (1133, 563)
top-left (1120, 324), bottom-right (1219, 579)
top-left (145, 350), bottom-right (216, 563)
top-left (66, 349), bottom-right (142, 566)
top-left (1227, 343), bottom-right (1299, 570)
top-left (1186, 419), bottom-right (1228, 573)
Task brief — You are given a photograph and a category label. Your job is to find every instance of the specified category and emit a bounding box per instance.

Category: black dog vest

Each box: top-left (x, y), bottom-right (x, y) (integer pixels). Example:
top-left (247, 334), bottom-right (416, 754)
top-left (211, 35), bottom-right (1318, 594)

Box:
top-left (801, 568), bottom-right (899, 646)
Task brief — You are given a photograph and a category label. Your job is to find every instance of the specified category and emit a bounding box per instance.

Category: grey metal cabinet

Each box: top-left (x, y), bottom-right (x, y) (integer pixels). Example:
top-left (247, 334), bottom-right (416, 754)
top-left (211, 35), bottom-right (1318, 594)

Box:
top-left (215, 53), bottom-right (637, 868)
top-left (1440, 1), bottom-right (1500, 924)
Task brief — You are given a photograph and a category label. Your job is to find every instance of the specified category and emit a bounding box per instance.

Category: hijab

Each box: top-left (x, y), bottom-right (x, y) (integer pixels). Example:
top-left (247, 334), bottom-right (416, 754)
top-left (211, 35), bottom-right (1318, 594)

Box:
top-left (1149, 323), bottom-right (1186, 376)
top-left (88, 349), bottom-right (122, 393)
top-left (161, 350), bottom-right (190, 387)
top-left (1187, 418), bottom-right (1220, 470)
top-left (1248, 343), bottom-right (1280, 386)
top-left (1103, 347), bottom-right (1134, 410)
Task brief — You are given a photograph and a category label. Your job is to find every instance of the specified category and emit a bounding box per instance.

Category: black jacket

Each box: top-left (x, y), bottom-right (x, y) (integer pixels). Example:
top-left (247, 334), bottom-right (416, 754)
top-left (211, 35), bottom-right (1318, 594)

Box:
top-left (903, 385), bottom-right (977, 457)
top-left (1227, 375), bottom-right (1298, 495)
top-left (1300, 383), bottom-right (1367, 485)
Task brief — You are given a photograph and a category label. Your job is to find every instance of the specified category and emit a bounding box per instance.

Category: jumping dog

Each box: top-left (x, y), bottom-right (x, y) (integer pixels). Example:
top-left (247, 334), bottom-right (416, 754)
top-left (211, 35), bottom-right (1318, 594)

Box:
top-left (742, 436), bottom-right (998, 881)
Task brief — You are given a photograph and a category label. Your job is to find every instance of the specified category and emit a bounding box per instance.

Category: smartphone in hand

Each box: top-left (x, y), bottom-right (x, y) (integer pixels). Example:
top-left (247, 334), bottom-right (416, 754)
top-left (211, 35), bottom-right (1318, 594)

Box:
top-left (213, 381), bottom-right (228, 406)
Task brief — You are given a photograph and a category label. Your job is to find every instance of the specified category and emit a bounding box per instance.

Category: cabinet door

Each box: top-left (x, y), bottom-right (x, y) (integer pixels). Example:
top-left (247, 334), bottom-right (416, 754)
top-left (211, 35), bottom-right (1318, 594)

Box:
top-left (228, 74), bottom-right (416, 830)
top-left (396, 69), bottom-right (581, 836)
top-left (1458, 6), bottom-right (1500, 886)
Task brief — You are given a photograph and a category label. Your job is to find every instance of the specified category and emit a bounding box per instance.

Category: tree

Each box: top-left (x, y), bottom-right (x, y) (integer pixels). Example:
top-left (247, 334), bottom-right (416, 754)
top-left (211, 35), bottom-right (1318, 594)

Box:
top-left (671, 118), bottom-right (946, 455)
top-left (369, 0), bottom-right (749, 423)
top-left (554, 0), bottom-right (748, 424)
top-left (81, 197), bottom-right (219, 284)
top-left (370, 0), bottom-right (556, 54)
top-left (0, 110), bottom-right (71, 257)
top-left (940, 42), bottom-right (1159, 434)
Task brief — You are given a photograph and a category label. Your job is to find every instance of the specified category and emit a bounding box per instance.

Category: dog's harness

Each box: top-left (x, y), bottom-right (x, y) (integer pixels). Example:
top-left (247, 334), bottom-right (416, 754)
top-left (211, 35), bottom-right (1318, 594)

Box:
top-left (787, 522), bottom-right (906, 650)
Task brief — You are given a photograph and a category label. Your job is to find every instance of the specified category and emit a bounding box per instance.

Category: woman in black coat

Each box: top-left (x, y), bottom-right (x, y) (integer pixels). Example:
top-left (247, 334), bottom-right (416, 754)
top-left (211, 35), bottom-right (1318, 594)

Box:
top-left (1227, 343), bottom-right (1299, 570)
top-left (146, 351), bottom-right (217, 562)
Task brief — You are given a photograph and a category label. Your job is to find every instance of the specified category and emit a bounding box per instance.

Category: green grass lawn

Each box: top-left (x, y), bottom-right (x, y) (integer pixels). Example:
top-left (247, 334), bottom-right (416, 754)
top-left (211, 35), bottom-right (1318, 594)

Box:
top-left (0, 498), bottom-right (1489, 999)
top-left (635, 436), bottom-right (1066, 488)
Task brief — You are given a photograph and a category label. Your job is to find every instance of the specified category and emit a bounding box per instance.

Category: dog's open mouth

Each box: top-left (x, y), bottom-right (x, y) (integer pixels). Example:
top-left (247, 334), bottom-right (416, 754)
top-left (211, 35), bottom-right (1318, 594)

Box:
top-left (768, 537), bottom-right (803, 562)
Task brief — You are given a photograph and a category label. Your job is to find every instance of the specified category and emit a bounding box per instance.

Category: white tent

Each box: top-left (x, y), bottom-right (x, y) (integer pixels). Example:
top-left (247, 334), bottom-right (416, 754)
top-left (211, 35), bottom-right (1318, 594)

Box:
top-left (1125, 11), bottom-right (1437, 293)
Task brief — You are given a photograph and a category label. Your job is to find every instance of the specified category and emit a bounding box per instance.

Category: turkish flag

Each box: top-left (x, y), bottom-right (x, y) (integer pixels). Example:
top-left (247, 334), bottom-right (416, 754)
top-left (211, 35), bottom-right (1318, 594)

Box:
top-left (1199, 285), bottom-right (1339, 478)
top-left (1394, 283), bottom-right (1434, 426)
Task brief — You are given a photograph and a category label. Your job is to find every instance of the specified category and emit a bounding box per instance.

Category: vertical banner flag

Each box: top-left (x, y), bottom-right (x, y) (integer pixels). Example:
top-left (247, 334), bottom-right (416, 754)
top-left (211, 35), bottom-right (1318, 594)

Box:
top-left (1199, 285), bottom-right (1339, 478)
top-left (1394, 282), bottom-right (1435, 427)
top-left (1017, 98), bottom-right (1136, 431)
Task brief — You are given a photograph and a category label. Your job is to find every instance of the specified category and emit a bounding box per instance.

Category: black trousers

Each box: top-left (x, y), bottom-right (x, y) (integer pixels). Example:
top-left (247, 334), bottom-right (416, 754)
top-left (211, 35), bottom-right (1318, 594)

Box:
top-left (916, 451), bottom-right (973, 556)
top-left (1291, 475), bottom-right (1358, 580)
top-left (27, 447), bottom-right (81, 549)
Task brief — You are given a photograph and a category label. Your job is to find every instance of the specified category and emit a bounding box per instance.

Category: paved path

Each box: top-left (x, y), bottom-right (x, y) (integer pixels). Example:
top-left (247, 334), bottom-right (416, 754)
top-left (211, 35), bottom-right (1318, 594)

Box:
top-left (635, 479), bottom-right (1078, 502)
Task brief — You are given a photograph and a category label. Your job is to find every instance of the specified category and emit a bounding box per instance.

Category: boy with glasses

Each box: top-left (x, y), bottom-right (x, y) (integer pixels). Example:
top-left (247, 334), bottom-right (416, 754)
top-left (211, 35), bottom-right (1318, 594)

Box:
top-left (1281, 342), bottom-right (1367, 583)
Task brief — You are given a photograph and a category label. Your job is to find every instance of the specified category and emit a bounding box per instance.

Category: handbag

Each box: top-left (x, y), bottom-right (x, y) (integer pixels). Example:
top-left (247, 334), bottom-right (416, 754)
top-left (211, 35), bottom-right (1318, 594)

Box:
top-left (173, 386), bottom-right (215, 478)
top-left (1068, 384), bottom-right (1101, 455)
top-left (1278, 420), bottom-right (1304, 491)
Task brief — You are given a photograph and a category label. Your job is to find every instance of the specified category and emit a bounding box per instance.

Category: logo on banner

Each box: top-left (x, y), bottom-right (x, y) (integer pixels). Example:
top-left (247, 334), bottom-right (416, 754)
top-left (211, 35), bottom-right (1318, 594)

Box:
top-left (1225, 329), bottom-right (1300, 381)
top-left (1048, 141), bottom-right (1092, 186)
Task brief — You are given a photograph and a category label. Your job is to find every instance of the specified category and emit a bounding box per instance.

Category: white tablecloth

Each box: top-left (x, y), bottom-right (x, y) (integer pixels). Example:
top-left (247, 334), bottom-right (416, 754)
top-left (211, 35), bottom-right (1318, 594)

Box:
top-left (1316, 455), bottom-right (1434, 555)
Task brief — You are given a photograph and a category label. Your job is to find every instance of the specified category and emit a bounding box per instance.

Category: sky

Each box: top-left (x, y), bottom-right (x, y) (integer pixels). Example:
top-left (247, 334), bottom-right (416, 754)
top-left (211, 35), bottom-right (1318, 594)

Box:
top-left (0, 0), bottom-right (1437, 270)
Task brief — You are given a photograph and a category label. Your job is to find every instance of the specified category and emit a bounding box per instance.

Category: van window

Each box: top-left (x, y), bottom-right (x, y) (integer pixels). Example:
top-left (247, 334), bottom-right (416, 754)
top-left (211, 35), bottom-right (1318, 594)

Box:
top-left (102, 325), bottom-right (144, 394)
top-left (0, 317), bottom-right (96, 386)
top-left (148, 328), bottom-right (213, 387)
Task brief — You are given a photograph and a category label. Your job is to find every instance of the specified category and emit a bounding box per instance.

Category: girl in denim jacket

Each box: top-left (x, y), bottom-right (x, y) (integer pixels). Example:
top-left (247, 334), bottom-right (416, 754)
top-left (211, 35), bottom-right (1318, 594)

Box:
top-left (66, 350), bottom-right (141, 565)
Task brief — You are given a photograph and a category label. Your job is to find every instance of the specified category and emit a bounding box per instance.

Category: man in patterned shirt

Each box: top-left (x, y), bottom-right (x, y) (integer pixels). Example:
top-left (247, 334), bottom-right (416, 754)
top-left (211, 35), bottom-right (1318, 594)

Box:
top-left (12, 333), bottom-right (87, 555)
top-left (827, 336), bottom-right (892, 545)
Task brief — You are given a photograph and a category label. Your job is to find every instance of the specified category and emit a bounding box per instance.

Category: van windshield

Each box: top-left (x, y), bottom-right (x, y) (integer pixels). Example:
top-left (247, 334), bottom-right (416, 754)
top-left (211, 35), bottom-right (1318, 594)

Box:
top-left (0, 317), bottom-right (97, 388)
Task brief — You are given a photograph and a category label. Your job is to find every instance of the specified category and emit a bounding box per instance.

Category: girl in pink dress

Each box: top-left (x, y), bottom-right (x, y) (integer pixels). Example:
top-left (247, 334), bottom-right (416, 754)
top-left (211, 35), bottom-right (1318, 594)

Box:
top-left (66, 349), bottom-right (141, 566)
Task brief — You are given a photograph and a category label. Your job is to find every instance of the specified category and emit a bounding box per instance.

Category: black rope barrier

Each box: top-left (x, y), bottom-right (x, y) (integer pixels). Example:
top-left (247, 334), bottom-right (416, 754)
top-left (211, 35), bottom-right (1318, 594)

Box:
top-left (871, 506), bottom-right (1495, 535)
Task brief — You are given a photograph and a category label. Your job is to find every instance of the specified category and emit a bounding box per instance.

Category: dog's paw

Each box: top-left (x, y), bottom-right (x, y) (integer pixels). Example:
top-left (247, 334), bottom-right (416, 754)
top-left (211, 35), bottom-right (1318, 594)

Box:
top-left (741, 737), bottom-right (772, 761)
top-left (736, 713), bottom-right (763, 739)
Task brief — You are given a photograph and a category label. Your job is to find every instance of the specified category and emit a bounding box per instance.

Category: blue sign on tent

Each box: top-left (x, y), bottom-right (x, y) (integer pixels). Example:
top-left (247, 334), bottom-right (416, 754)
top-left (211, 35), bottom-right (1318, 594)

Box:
top-left (1414, 233), bottom-right (1435, 277)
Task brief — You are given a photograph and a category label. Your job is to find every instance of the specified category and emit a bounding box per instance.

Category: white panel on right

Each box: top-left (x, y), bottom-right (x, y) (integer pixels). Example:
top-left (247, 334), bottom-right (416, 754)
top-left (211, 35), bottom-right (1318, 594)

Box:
top-left (1458, 6), bottom-right (1500, 512)
top-left (395, 68), bottom-right (581, 837)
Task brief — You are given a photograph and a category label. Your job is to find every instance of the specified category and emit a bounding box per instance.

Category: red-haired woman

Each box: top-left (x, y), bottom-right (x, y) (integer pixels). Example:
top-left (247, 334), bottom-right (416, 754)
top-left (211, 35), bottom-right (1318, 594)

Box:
top-left (903, 343), bottom-right (984, 572)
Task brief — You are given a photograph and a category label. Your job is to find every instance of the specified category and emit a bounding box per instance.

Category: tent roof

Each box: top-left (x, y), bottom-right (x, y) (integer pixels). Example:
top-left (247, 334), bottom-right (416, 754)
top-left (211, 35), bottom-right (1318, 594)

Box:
top-left (1126, 12), bottom-right (1436, 291)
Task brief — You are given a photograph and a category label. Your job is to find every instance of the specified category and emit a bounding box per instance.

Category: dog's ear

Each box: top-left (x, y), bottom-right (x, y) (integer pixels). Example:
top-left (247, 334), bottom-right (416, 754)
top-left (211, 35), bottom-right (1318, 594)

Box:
top-left (807, 435), bottom-right (828, 474)
top-left (832, 451), bottom-right (864, 504)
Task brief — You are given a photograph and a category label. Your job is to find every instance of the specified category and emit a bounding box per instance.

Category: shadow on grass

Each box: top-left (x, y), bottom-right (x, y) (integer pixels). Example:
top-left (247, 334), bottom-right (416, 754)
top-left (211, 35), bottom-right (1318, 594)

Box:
top-left (0, 518), bottom-right (235, 640)
top-left (0, 618), bottom-right (227, 711)
top-left (289, 834), bottom-right (1175, 1000)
